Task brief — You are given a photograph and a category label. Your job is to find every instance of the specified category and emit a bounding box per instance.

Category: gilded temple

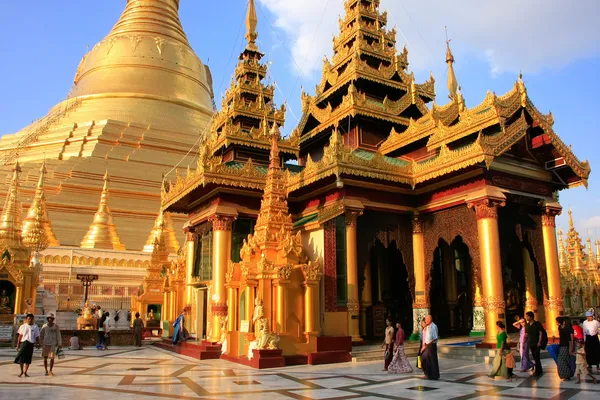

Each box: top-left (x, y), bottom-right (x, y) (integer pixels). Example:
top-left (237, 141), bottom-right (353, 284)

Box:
top-left (161, 0), bottom-right (593, 364)
top-left (0, 0), bottom-right (598, 367)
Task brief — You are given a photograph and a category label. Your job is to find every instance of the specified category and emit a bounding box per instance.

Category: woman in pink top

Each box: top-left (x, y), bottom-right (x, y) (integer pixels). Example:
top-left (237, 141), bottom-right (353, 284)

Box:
top-left (388, 322), bottom-right (413, 374)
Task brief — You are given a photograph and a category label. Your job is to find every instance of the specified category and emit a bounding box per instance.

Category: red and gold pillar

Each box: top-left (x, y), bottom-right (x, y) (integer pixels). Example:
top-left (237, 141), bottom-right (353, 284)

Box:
top-left (345, 210), bottom-right (363, 342)
top-left (542, 206), bottom-right (563, 339)
top-left (410, 214), bottom-right (429, 340)
top-left (210, 215), bottom-right (235, 341)
top-left (469, 198), bottom-right (506, 344)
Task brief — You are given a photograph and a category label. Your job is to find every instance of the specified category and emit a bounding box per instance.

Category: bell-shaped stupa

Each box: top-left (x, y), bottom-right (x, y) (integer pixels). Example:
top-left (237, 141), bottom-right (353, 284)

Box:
top-left (0, 0), bottom-right (214, 250)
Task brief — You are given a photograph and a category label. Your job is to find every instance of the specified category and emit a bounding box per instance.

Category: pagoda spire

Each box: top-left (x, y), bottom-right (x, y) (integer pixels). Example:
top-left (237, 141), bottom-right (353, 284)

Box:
top-left (143, 207), bottom-right (180, 254)
top-left (595, 237), bottom-right (600, 265)
top-left (587, 237), bottom-right (596, 270)
top-left (252, 123), bottom-right (291, 247)
top-left (0, 162), bottom-right (24, 248)
top-left (245, 0), bottom-right (259, 50)
top-left (80, 172), bottom-right (126, 251)
top-left (22, 162), bottom-right (60, 252)
top-left (446, 39), bottom-right (458, 100)
top-left (568, 209), bottom-right (575, 229)
top-left (558, 229), bottom-right (567, 269)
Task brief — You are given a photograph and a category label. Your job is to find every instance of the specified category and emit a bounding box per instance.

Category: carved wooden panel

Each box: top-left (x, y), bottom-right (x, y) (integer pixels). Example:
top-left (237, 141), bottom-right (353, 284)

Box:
top-left (423, 206), bottom-right (480, 304)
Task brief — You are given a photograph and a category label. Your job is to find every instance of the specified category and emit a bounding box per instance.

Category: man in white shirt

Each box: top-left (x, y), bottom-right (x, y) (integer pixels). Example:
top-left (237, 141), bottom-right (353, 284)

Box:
top-left (583, 310), bottom-right (600, 372)
top-left (14, 313), bottom-right (40, 377)
top-left (421, 315), bottom-right (440, 380)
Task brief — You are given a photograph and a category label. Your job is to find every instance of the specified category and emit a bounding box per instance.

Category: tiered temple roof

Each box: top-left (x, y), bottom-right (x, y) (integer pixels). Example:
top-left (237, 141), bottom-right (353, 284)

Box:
top-left (163, 0), bottom-right (590, 212)
top-left (208, 0), bottom-right (298, 164)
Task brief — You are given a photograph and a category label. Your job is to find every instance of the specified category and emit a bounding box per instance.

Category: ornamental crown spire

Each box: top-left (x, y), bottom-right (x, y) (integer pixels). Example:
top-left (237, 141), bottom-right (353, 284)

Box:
top-left (245, 0), bottom-right (259, 50)
top-left (143, 207), bottom-right (180, 254)
top-left (22, 162), bottom-right (59, 252)
top-left (0, 162), bottom-right (24, 248)
top-left (446, 40), bottom-right (458, 100)
top-left (80, 171), bottom-right (126, 251)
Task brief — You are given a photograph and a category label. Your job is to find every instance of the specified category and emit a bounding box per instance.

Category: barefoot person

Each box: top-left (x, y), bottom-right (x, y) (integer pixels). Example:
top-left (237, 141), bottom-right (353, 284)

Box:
top-left (388, 322), bottom-right (412, 374)
top-left (513, 316), bottom-right (534, 372)
top-left (583, 310), bottom-right (600, 373)
top-left (14, 313), bottom-right (40, 377)
top-left (421, 315), bottom-right (440, 380)
top-left (575, 340), bottom-right (598, 384)
top-left (489, 321), bottom-right (509, 379)
top-left (381, 318), bottom-right (394, 371)
top-left (40, 312), bottom-right (62, 376)
top-left (555, 317), bottom-right (574, 381)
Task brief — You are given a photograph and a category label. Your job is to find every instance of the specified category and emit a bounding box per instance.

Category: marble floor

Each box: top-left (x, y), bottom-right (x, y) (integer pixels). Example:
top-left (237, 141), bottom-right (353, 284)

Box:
top-left (0, 346), bottom-right (598, 399)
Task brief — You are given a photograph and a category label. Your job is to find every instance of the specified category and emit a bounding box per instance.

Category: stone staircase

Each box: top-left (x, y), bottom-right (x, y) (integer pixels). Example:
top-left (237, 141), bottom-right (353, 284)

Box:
top-left (352, 342), bottom-right (421, 363)
top-left (154, 339), bottom-right (222, 360)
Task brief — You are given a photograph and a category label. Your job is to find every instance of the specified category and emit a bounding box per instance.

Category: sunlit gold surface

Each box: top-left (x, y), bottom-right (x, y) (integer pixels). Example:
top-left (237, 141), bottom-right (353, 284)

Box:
top-left (0, 163), bottom-right (23, 248)
top-left (143, 209), bottom-right (180, 254)
top-left (22, 163), bottom-right (59, 251)
top-left (345, 211), bottom-right (362, 342)
top-left (80, 172), bottom-right (126, 251)
top-left (211, 219), bottom-right (232, 340)
top-left (470, 198), bottom-right (506, 344)
top-left (0, 0), bottom-right (214, 251)
top-left (542, 207), bottom-right (563, 338)
top-left (522, 247), bottom-right (538, 315)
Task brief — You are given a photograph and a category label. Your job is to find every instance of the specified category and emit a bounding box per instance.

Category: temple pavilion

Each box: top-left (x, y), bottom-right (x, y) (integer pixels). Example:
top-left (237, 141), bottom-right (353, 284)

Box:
top-left (161, 0), bottom-right (592, 364)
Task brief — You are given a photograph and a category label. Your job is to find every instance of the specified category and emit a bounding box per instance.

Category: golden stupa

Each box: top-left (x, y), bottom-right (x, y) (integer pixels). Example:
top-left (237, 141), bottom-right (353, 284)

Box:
top-left (0, 0), bottom-right (214, 250)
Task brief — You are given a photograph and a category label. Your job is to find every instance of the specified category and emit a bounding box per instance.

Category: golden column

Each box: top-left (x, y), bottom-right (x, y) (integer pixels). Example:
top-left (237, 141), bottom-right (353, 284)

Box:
top-left (541, 206), bottom-right (563, 339)
top-left (468, 198), bottom-right (506, 344)
top-left (209, 215), bottom-right (234, 341)
top-left (522, 247), bottom-right (538, 316)
top-left (345, 210), bottom-right (363, 342)
top-left (184, 230), bottom-right (196, 307)
top-left (14, 285), bottom-right (23, 314)
top-left (302, 262), bottom-right (322, 338)
top-left (226, 263), bottom-right (238, 332)
top-left (273, 265), bottom-right (291, 334)
top-left (163, 286), bottom-right (171, 322)
top-left (410, 214), bottom-right (429, 340)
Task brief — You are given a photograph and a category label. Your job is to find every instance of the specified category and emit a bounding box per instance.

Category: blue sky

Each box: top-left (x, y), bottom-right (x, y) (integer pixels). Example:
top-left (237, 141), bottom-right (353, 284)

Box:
top-left (0, 0), bottom-right (599, 236)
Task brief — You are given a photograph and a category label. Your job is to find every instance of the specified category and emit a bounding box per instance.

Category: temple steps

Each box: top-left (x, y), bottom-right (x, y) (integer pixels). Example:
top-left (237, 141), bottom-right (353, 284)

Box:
top-left (154, 339), bottom-right (222, 360)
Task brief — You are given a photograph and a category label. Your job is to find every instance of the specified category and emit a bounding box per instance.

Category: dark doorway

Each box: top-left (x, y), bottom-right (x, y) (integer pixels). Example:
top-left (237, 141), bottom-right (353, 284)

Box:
top-left (430, 237), bottom-right (473, 336)
top-left (369, 240), bottom-right (413, 335)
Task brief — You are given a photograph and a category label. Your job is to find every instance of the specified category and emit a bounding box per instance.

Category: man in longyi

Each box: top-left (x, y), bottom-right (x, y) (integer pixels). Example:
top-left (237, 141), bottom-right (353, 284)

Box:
top-left (420, 315), bottom-right (440, 380)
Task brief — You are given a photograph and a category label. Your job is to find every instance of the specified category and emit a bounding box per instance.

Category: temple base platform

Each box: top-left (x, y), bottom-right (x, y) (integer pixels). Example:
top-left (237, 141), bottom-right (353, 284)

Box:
top-left (154, 339), bottom-right (222, 360)
top-left (154, 336), bottom-right (352, 369)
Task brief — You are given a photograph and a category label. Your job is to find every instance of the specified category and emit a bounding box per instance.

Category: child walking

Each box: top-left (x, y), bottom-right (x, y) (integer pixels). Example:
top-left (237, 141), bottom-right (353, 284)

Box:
top-left (505, 350), bottom-right (517, 382)
top-left (575, 341), bottom-right (597, 384)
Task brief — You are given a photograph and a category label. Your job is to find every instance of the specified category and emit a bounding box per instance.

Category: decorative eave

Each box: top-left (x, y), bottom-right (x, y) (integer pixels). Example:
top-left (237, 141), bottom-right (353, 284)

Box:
top-left (210, 120), bottom-right (299, 156)
top-left (162, 157), bottom-right (267, 210)
top-left (213, 99), bottom-right (285, 129)
top-left (224, 80), bottom-right (275, 105)
top-left (299, 85), bottom-right (413, 144)
top-left (341, 0), bottom-right (387, 28)
top-left (333, 17), bottom-right (396, 51)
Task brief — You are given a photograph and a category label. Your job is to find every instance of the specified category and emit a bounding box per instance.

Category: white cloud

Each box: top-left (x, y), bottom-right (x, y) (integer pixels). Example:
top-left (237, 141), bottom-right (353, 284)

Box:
top-left (258, 0), bottom-right (600, 80)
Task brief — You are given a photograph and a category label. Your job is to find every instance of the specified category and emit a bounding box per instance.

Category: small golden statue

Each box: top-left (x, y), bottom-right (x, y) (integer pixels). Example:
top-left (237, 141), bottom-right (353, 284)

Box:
top-left (248, 297), bottom-right (279, 358)
top-left (148, 309), bottom-right (156, 321)
top-left (0, 289), bottom-right (12, 314)
top-left (83, 300), bottom-right (93, 319)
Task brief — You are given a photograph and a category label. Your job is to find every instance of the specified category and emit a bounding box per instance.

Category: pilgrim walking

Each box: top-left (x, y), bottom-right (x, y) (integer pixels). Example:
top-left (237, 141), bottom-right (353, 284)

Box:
top-left (14, 314), bottom-right (40, 377)
top-left (40, 312), bottom-right (62, 376)
top-left (583, 310), bottom-right (600, 373)
top-left (420, 315), bottom-right (440, 380)
top-left (382, 318), bottom-right (394, 371)
top-left (388, 322), bottom-right (413, 374)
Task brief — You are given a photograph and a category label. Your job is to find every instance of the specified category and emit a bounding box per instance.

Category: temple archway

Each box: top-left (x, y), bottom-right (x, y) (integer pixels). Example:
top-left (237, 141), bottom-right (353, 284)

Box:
top-left (429, 236), bottom-right (474, 336)
top-left (366, 239), bottom-right (413, 337)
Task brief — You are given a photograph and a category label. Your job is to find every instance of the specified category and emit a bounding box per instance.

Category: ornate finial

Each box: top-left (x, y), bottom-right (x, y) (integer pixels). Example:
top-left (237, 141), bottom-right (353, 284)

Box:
top-left (568, 209), bottom-right (574, 229)
top-left (80, 171), bottom-right (126, 250)
top-left (445, 29), bottom-right (458, 100)
top-left (143, 206), bottom-right (180, 254)
top-left (245, 0), bottom-right (259, 49)
top-left (22, 162), bottom-right (60, 252)
top-left (0, 162), bottom-right (24, 248)
top-left (268, 123), bottom-right (281, 168)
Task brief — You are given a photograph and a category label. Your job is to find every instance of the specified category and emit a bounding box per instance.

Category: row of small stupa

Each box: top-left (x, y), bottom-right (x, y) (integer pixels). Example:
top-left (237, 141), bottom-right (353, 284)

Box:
top-left (0, 162), bottom-right (180, 255)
